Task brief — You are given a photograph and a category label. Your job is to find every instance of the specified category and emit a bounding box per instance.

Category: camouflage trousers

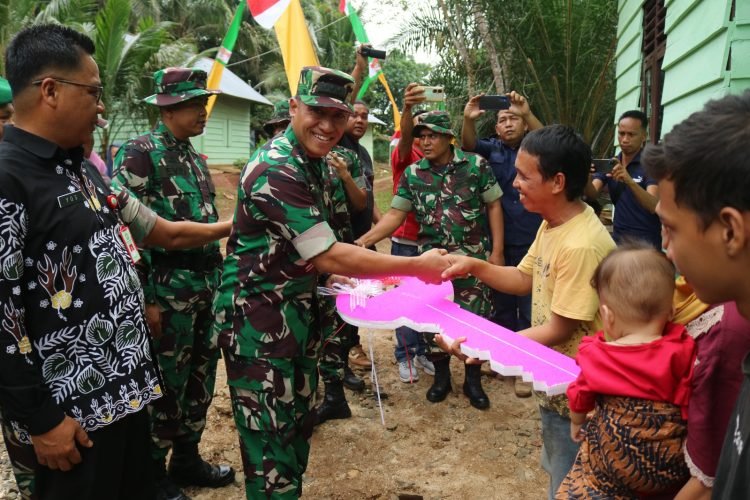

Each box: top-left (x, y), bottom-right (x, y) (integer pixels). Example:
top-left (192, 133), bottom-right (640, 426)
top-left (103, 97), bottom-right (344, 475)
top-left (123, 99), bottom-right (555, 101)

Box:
top-left (223, 346), bottom-right (320, 499)
top-left (318, 297), bottom-right (359, 384)
top-left (148, 266), bottom-right (220, 462)
top-left (426, 275), bottom-right (492, 359)
top-left (0, 415), bottom-right (35, 499)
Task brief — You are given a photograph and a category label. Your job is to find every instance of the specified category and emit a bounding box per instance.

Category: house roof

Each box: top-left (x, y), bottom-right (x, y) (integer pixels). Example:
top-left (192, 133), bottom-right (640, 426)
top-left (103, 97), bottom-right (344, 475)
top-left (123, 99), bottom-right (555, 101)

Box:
top-left (368, 114), bottom-right (386, 126)
top-left (193, 58), bottom-right (272, 106)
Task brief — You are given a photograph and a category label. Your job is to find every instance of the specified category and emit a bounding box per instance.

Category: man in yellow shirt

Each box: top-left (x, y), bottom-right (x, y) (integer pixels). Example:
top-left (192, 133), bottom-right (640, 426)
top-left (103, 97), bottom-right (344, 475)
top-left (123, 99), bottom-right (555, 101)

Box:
top-left (440, 124), bottom-right (615, 498)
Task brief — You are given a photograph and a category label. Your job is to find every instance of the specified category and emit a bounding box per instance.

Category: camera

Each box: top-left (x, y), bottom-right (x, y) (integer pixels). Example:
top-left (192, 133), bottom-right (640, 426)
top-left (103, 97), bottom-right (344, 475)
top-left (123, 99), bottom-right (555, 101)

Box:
top-left (360, 46), bottom-right (387, 60)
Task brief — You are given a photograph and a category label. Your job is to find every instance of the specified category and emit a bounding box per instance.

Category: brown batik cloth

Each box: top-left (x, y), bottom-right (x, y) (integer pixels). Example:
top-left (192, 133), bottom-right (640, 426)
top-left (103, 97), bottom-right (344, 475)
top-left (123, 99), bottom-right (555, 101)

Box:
top-left (556, 395), bottom-right (689, 499)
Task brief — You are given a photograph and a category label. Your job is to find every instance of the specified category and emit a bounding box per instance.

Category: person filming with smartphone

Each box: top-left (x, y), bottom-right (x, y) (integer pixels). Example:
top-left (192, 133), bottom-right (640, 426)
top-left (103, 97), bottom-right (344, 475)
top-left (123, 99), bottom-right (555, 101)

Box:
top-left (461, 91), bottom-right (544, 398)
top-left (584, 110), bottom-right (661, 249)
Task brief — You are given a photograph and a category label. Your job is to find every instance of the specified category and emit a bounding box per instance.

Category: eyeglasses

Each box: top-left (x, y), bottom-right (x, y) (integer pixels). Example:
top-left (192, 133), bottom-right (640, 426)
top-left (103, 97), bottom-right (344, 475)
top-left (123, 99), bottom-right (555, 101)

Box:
top-left (31, 77), bottom-right (104, 104)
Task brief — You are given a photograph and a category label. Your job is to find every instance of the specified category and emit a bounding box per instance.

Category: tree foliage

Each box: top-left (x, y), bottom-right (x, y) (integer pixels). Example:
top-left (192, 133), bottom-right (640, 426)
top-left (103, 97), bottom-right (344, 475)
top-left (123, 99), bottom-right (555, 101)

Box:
top-left (390, 0), bottom-right (619, 154)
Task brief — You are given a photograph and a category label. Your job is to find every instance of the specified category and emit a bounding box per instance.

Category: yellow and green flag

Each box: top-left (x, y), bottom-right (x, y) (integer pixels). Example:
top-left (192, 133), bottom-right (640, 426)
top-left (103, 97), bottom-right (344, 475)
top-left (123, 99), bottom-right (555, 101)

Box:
top-left (205, 2), bottom-right (246, 117)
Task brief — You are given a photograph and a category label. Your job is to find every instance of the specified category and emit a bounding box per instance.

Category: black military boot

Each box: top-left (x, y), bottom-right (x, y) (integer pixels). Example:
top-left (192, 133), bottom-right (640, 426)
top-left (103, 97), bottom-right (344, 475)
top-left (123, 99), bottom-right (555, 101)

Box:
top-left (343, 365), bottom-right (365, 392)
top-left (463, 363), bottom-right (490, 410)
top-left (155, 458), bottom-right (191, 500)
top-left (426, 357), bottom-right (452, 403)
top-left (168, 442), bottom-right (235, 488)
top-left (315, 380), bottom-right (352, 425)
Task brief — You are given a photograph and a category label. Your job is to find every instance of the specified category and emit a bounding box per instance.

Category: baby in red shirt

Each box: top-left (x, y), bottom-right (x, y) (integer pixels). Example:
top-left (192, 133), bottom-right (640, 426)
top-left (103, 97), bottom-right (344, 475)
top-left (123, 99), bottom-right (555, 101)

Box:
top-left (556, 243), bottom-right (696, 499)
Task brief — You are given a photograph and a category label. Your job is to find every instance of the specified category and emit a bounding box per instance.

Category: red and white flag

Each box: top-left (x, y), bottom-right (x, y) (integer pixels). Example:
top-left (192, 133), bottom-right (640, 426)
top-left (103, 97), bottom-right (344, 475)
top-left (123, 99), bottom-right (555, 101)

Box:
top-left (246, 0), bottom-right (291, 29)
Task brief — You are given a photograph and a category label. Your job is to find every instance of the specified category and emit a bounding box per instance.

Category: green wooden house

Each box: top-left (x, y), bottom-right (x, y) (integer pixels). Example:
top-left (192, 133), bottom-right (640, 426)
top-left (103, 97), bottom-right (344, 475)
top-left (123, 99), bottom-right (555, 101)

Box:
top-left (615, 0), bottom-right (750, 142)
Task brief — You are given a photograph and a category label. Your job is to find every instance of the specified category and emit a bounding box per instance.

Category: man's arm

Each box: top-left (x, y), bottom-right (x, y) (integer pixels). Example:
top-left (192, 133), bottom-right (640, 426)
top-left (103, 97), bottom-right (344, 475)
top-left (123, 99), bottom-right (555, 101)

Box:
top-left (508, 91), bottom-right (543, 131)
top-left (330, 152), bottom-right (367, 211)
top-left (355, 208), bottom-right (408, 248)
top-left (144, 219), bottom-right (232, 249)
top-left (115, 189), bottom-right (232, 249)
top-left (486, 199), bottom-right (504, 266)
top-left (461, 95), bottom-right (484, 151)
top-left (311, 242), bottom-right (448, 285)
top-left (518, 311), bottom-right (582, 348)
top-left (349, 46), bottom-right (368, 104)
top-left (372, 203), bottom-right (382, 225)
top-left (584, 177), bottom-right (604, 201)
top-left (397, 83), bottom-right (426, 160)
top-left (610, 161), bottom-right (658, 213)
top-left (442, 256), bottom-right (532, 296)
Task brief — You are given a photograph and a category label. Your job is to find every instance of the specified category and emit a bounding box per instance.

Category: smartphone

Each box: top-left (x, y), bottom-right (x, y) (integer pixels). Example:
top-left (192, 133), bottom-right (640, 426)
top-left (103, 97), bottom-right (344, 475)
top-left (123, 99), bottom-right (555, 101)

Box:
top-left (592, 158), bottom-right (617, 174)
top-left (421, 86), bottom-right (445, 102)
top-left (478, 95), bottom-right (510, 110)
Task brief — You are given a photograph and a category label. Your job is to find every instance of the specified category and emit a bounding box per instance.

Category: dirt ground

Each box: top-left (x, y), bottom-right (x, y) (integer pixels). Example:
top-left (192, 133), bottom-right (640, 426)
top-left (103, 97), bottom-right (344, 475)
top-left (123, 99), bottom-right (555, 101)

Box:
top-left (187, 167), bottom-right (549, 499)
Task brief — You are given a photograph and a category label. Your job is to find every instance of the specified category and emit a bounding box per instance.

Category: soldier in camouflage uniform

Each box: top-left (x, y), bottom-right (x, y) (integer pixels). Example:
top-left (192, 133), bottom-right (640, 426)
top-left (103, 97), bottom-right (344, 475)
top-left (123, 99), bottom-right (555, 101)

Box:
top-left (263, 100), bottom-right (291, 137)
top-left (315, 145), bottom-right (370, 425)
top-left (112, 67), bottom-right (235, 500)
top-left (356, 110), bottom-right (504, 410)
top-left (211, 66), bottom-right (450, 499)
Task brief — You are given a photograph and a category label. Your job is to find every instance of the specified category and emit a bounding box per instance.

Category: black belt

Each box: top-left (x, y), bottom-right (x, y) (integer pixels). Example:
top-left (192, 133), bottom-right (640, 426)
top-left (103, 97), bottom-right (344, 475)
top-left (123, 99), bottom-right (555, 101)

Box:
top-left (151, 252), bottom-right (222, 272)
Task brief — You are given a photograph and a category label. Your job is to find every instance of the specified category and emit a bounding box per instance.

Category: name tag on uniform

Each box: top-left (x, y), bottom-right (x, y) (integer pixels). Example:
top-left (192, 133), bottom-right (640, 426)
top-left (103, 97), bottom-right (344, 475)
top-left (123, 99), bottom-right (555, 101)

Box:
top-left (57, 191), bottom-right (85, 208)
top-left (164, 163), bottom-right (189, 177)
top-left (119, 226), bottom-right (141, 263)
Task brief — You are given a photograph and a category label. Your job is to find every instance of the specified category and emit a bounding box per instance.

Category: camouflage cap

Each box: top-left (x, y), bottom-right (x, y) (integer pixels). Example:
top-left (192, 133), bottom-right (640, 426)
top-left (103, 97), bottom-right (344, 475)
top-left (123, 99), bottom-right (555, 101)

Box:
top-left (413, 110), bottom-right (455, 137)
top-left (143, 67), bottom-right (220, 107)
top-left (296, 66), bottom-right (354, 113)
top-left (263, 99), bottom-right (291, 135)
top-left (0, 77), bottom-right (11, 105)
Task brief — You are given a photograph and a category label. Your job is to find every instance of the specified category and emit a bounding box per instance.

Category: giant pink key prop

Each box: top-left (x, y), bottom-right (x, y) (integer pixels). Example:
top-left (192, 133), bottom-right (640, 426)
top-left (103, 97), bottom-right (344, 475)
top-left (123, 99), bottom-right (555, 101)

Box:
top-left (336, 277), bottom-right (580, 396)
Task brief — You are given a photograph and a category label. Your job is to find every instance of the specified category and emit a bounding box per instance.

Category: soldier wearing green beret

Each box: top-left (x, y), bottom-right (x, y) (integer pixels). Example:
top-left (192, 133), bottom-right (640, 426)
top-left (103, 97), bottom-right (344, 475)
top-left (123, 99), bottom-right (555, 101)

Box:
top-left (111, 67), bottom-right (235, 500)
top-left (0, 76), bottom-right (14, 141)
top-left (356, 110), bottom-right (504, 410)
top-left (212, 66), bottom-right (449, 499)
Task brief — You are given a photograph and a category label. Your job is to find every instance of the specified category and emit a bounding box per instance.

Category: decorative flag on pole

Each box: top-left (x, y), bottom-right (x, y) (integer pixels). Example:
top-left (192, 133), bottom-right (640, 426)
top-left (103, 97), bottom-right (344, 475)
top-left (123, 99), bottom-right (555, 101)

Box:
top-left (205, 2), bottom-right (246, 117)
top-left (246, 0), bottom-right (319, 95)
top-left (273, 0), bottom-right (320, 95)
top-left (339, 0), bottom-right (401, 129)
top-left (246, 0), bottom-right (291, 29)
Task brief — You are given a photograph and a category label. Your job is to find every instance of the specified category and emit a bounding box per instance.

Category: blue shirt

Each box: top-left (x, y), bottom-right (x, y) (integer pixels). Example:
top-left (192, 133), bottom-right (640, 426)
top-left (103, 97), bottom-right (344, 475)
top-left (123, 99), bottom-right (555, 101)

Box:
top-left (471, 137), bottom-right (542, 247)
top-left (593, 150), bottom-right (661, 248)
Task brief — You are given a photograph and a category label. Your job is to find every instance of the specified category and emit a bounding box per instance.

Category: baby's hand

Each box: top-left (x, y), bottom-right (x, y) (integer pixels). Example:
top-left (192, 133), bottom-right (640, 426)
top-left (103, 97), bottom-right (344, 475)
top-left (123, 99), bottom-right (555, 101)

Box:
top-left (570, 422), bottom-right (584, 443)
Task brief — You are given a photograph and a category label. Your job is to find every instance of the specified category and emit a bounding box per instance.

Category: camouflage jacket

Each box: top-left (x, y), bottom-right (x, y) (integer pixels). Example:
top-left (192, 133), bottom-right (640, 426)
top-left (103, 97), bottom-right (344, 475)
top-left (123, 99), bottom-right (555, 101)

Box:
top-left (326, 145), bottom-right (365, 244)
top-left (111, 122), bottom-right (220, 301)
top-left (212, 126), bottom-right (338, 358)
top-left (392, 147), bottom-right (502, 258)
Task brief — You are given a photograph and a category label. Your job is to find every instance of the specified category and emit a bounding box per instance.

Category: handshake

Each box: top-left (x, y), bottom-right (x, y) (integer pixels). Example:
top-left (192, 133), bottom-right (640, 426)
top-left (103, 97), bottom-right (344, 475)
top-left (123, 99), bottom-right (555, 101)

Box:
top-left (351, 239), bottom-right (477, 285)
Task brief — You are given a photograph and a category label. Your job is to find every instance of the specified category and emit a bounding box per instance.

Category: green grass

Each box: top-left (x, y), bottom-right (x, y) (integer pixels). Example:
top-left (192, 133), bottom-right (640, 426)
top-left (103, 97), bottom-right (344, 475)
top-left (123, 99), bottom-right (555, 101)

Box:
top-left (374, 189), bottom-right (393, 216)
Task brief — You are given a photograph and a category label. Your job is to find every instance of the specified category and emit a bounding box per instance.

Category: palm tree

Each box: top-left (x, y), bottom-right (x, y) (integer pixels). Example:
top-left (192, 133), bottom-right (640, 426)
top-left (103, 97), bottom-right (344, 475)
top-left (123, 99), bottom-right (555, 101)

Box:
top-left (389, 0), bottom-right (618, 154)
top-left (0, 0), bottom-right (98, 74)
top-left (87, 0), bottom-right (194, 155)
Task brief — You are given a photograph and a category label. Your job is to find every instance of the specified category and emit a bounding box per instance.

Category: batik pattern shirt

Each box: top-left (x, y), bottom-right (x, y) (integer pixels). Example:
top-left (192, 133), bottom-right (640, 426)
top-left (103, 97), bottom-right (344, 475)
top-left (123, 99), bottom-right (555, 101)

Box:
top-left (0, 127), bottom-right (160, 442)
top-left (212, 127), bottom-right (337, 359)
